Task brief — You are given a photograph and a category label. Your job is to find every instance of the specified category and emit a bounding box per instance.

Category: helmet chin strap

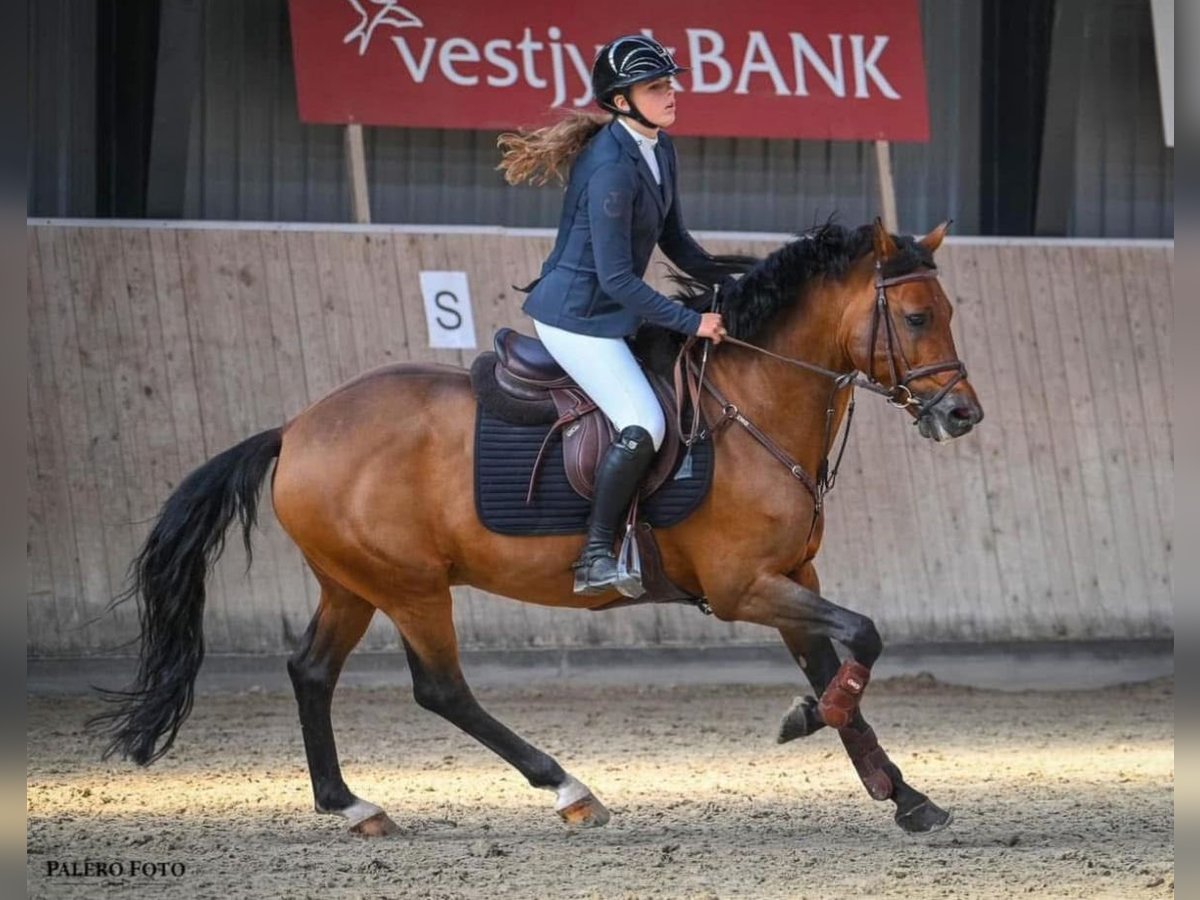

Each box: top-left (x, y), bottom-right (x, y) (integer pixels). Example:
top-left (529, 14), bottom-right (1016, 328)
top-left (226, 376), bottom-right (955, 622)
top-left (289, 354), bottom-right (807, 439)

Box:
top-left (613, 92), bottom-right (659, 131)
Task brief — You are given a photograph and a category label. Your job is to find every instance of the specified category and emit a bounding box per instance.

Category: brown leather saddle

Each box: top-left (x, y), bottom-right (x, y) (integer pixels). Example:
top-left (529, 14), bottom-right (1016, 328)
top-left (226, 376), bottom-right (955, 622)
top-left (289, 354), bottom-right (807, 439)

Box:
top-left (471, 327), bottom-right (710, 612)
top-left (489, 327), bottom-right (688, 503)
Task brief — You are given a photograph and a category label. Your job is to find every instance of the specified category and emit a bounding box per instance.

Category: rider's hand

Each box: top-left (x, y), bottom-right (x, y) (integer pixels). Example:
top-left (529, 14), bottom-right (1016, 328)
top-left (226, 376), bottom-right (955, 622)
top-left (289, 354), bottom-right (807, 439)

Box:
top-left (696, 312), bottom-right (727, 344)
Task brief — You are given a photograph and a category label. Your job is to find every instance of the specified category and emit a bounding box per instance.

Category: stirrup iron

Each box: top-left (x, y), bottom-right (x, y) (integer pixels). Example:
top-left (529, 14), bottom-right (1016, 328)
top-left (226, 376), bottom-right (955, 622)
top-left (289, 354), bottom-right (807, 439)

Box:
top-left (614, 502), bottom-right (644, 598)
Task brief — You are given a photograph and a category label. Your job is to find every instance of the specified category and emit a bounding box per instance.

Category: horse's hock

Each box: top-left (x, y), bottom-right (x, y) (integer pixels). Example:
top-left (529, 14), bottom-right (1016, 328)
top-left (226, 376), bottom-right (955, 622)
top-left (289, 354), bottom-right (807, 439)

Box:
top-left (27, 223), bottom-right (1173, 655)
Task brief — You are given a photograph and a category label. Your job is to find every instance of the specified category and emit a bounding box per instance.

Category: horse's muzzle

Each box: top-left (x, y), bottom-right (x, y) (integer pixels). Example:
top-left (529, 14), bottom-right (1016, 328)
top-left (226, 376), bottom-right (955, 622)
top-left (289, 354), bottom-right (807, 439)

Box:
top-left (916, 391), bottom-right (983, 443)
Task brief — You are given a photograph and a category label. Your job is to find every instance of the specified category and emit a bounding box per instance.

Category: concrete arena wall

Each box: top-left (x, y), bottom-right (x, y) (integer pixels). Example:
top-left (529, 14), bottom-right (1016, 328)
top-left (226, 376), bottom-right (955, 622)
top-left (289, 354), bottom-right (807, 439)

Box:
top-left (26, 222), bottom-right (1173, 655)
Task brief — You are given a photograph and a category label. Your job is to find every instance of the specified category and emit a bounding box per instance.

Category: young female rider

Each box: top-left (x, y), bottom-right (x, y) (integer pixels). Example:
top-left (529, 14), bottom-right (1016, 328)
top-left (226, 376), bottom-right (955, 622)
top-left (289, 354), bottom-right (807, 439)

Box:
top-left (499, 35), bottom-right (729, 597)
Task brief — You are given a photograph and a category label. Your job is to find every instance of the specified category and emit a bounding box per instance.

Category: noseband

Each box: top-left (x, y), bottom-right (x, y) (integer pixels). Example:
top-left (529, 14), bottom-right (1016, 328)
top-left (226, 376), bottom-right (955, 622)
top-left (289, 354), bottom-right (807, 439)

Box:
top-left (672, 261), bottom-right (968, 526)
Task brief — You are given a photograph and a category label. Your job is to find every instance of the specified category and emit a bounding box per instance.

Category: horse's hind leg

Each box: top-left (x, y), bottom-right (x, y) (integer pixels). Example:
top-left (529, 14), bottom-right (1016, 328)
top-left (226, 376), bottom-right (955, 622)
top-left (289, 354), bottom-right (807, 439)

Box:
top-left (388, 591), bottom-right (611, 828)
top-left (288, 571), bottom-right (398, 837)
top-left (775, 563), bottom-right (952, 834)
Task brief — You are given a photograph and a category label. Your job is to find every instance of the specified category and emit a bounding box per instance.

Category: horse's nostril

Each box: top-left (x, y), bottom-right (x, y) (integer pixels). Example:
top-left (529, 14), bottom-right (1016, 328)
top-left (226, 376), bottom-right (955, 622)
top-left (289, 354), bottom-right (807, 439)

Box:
top-left (950, 405), bottom-right (973, 421)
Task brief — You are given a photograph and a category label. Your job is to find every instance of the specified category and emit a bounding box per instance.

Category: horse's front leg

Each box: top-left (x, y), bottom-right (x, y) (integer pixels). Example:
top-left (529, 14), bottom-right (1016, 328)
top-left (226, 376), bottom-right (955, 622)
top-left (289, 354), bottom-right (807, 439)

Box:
top-left (713, 570), bottom-right (881, 727)
top-left (712, 567), bottom-right (952, 834)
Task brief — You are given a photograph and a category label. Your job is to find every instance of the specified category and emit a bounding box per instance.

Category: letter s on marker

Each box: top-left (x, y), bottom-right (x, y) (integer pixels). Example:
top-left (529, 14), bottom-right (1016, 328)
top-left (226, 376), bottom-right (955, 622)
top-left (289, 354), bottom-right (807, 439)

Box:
top-left (434, 291), bottom-right (463, 330)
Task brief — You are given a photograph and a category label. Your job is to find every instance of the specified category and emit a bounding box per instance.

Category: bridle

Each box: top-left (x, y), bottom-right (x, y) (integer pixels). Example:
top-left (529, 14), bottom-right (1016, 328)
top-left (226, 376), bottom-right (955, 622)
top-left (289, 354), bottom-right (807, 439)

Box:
top-left (672, 261), bottom-right (967, 529)
top-left (861, 263), bottom-right (967, 414)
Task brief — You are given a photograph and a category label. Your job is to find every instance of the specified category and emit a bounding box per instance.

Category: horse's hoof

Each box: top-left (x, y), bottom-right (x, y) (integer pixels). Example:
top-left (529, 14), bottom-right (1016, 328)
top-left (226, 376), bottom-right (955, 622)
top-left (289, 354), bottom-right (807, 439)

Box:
top-left (349, 811), bottom-right (401, 837)
top-left (895, 799), bottom-right (953, 835)
top-left (777, 695), bottom-right (823, 743)
top-left (557, 793), bottom-right (611, 828)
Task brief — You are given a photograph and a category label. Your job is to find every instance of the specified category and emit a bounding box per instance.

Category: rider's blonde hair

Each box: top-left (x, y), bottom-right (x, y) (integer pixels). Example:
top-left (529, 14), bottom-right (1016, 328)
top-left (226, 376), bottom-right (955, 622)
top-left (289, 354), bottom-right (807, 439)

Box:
top-left (496, 112), bottom-right (609, 187)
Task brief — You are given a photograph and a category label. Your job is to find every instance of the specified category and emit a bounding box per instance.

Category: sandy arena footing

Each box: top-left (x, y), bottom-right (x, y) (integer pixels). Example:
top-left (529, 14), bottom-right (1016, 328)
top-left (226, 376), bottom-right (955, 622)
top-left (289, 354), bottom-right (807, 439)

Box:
top-left (28, 672), bottom-right (1173, 899)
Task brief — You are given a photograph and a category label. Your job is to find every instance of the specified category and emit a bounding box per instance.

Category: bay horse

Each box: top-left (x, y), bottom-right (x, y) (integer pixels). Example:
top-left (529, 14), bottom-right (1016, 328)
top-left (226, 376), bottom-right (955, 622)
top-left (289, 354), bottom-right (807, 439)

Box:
top-left (92, 220), bottom-right (983, 838)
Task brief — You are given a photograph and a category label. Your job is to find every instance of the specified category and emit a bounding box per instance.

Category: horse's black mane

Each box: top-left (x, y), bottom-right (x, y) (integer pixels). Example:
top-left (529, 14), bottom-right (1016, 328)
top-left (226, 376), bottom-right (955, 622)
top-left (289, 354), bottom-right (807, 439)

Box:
top-left (633, 221), bottom-right (933, 376)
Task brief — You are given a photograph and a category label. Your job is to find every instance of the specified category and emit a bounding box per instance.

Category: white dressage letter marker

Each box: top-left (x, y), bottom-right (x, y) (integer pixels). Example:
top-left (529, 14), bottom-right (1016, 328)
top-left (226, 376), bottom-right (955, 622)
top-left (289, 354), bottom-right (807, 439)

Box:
top-left (418, 271), bottom-right (477, 349)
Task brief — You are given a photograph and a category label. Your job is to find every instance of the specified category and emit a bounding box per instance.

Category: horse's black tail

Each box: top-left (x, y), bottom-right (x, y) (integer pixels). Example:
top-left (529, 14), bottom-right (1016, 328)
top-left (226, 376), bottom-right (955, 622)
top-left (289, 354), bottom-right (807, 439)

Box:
top-left (88, 427), bottom-right (283, 765)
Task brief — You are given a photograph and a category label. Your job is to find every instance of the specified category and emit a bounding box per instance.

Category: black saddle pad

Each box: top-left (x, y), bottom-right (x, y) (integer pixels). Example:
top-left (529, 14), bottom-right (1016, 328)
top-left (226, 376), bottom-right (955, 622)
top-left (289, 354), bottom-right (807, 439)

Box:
top-left (474, 408), bottom-right (714, 536)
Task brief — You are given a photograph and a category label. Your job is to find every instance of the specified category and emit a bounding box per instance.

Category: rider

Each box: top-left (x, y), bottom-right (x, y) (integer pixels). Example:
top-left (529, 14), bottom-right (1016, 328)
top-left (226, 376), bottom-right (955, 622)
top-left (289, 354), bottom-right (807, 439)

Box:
top-left (499, 35), bottom-right (728, 596)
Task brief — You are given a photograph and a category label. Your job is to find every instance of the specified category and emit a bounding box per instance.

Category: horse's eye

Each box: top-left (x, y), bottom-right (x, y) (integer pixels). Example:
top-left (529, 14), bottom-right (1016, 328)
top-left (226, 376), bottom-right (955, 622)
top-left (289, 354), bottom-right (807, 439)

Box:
top-left (904, 313), bottom-right (928, 328)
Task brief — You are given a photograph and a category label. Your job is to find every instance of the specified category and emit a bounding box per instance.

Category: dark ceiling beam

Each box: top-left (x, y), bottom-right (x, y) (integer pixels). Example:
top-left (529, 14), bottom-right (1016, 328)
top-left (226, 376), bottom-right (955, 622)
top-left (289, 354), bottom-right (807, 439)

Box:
top-left (1034, 0), bottom-right (1088, 236)
top-left (146, 0), bottom-right (202, 218)
top-left (95, 0), bottom-right (159, 217)
top-left (979, 0), bottom-right (1056, 236)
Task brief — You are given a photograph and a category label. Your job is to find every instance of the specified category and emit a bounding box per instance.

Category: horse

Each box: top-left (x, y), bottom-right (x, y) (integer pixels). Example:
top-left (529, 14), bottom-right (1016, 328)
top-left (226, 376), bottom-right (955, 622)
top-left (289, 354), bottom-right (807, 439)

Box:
top-left (91, 219), bottom-right (983, 838)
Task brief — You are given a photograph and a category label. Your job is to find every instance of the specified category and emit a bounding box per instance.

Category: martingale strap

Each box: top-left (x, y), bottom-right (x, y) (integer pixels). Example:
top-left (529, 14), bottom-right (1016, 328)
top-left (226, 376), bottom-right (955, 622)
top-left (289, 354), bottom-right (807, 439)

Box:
top-left (688, 361), bottom-right (821, 505)
top-left (672, 343), bottom-right (839, 524)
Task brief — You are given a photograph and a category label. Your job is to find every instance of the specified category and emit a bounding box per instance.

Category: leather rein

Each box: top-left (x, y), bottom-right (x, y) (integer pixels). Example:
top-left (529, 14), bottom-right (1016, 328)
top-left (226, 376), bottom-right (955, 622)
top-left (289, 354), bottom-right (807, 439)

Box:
top-left (672, 263), bottom-right (967, 525)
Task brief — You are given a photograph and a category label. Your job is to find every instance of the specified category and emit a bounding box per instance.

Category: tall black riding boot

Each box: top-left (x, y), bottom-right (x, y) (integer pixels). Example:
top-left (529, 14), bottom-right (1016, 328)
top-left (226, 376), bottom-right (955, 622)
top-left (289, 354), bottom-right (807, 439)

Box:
top-left (573, 425), bottom-right (657, 596)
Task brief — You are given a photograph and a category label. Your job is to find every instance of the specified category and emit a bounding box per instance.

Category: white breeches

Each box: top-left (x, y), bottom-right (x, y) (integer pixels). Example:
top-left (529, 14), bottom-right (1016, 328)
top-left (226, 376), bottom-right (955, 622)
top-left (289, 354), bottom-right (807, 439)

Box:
top-left (532, 320), bottom-right (666, 451)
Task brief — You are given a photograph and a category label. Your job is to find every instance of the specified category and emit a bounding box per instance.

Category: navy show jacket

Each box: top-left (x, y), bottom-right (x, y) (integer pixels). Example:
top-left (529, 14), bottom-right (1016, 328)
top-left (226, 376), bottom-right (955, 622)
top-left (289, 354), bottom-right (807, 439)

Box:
top-left (521, 119), bottom-right (710, 338)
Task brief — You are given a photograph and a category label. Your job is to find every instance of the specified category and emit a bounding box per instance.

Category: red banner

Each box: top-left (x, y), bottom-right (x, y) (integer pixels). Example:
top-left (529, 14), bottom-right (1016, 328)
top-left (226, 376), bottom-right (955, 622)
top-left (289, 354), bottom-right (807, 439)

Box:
top-left (288, 1), bottom-right (930, 142)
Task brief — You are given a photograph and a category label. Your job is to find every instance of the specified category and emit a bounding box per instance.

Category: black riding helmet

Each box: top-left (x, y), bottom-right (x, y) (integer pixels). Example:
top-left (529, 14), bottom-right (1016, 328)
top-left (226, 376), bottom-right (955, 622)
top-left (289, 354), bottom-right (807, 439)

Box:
top-left (592, 35), bottom-right (687, 129)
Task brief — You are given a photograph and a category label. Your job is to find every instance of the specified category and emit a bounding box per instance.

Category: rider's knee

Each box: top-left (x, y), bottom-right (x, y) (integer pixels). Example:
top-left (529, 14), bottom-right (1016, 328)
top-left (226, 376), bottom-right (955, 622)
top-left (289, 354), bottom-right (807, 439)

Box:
top-left (625, 408), bottom-right (665, 452)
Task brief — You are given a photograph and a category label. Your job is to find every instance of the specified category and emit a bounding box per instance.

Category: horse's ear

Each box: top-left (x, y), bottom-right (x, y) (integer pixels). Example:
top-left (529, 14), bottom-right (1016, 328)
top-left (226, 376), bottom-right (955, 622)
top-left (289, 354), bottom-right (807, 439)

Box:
top-left (872, 217), bottom-right (898, 260)
top-left (918, 220), bottom-right (952, 253)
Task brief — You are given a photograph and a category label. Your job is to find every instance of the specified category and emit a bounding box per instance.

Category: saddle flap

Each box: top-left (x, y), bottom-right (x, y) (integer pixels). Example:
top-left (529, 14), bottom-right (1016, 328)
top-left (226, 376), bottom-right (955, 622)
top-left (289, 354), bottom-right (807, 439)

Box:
top-left (552, 369), bottom-right (688, 502)
top-left (552, 388), bottom-right (614, 499)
